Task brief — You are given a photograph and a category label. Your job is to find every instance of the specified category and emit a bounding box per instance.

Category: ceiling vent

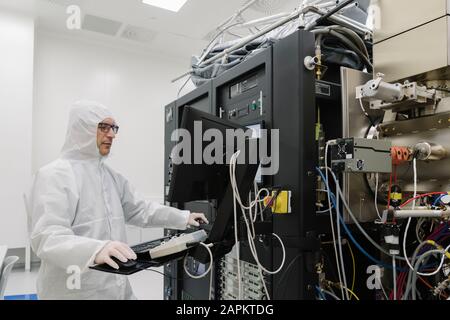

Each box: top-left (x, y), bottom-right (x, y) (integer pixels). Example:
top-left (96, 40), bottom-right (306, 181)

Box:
top-left (120, 25), bottom-right (157, 44)
top-left (46, 0), bottom-right (83, 7)
top-left (81, 14), bottom-right (123, 36)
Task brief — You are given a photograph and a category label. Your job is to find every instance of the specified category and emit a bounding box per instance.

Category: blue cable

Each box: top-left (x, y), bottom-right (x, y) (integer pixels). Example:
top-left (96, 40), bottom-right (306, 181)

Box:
top-left (315, 286), bottom-right (327, 300)
top-left (316, 167), bottom-right (404, 272)
top-left (433, 195), bottom-right (444, 207)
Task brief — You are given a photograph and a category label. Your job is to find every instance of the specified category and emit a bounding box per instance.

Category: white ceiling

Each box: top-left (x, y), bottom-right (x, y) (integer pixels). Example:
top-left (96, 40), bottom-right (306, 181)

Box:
top-left (0, 0), bottom-right (301, 60)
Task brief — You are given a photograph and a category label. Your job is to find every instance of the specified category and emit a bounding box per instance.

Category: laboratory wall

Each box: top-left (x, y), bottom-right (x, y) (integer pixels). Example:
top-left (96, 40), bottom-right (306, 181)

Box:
top-left (0, 10), bottom-right (34, 248)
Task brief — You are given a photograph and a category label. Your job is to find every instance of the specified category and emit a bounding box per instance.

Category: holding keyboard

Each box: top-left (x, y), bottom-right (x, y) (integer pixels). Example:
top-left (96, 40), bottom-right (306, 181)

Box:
top-left (149, 230), bottom-right (208, 259)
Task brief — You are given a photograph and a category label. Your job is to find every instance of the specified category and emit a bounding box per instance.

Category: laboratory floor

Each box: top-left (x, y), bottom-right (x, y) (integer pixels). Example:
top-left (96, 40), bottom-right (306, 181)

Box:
top-left (4, 266), bottom-right (164, 300)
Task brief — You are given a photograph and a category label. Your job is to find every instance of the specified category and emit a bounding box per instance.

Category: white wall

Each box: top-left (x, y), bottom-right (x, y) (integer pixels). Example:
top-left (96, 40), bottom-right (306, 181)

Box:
top-left (0, 10), bottom-right (34, 248)
top-left (33, 31), bottom-right (192, 243)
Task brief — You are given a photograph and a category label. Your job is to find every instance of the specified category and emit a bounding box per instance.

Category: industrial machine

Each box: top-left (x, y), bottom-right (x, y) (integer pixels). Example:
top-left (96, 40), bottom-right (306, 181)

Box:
top-left (162, 0), bottom-right (450, 301)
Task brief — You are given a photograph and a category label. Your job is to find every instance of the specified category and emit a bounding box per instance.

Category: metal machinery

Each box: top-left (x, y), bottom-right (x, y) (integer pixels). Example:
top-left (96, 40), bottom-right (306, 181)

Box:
top-left (162, 0), bottom-right (450, 301)
top-left (164, 29), bottom-right (344, 300)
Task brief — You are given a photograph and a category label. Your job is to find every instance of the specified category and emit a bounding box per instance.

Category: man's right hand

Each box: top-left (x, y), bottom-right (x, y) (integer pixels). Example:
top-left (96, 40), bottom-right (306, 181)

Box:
top-left (94, 241), bottom-right (137, 269)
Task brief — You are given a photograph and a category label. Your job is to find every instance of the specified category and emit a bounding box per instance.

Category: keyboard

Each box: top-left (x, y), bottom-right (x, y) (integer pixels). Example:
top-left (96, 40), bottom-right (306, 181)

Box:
top-left (149, 230), bottom-right (208, 259)
top-left (130, 236), bottom-right (172, 253)
top-left (90, 231), bottom-right (208, 275)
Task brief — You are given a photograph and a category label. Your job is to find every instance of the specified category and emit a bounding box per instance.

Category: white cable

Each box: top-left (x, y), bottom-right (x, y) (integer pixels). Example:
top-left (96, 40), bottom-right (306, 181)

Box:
top-left (414, 244), bottom-right (450, 277)
top-left (324, 141), bottom-right (345, 299)
top-left (183, 242), bottom-right (214, 279)
top-left (248, 192), bottom-right (256, 238)
top-left (229, 151), bottom-right (269, 210)
top-left (326, 168), bottom-right (406, 260)
top-left (415, 218), bottom-right (425, 242)
top-left (209, 264), bottom-right (214, 300)
top-left (336, 190), bottom-right (350, 300)
top-left (316, 189), bottom-right (333, 213)
top-left (392, 255), bottom-right (397, 300)
top-left (374, 173), bottom-right (382, 220)
top-left (230, 151), bottom-right (286, 275)
top-left (403, 158), bottom-right (417, 273)
top-left (254, 181), bottom-right (264, 222)
top-left (230, 152), bottom-right (242, 299)
top-left (378, 277), bottom-right (389, 300)
top-left (359, 97), bottom-right (370, 118)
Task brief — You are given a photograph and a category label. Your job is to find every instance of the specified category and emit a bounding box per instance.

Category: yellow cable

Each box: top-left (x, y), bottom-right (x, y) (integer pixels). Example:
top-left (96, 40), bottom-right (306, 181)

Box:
top-left (347, 241), bottom-right (356, 300)
top-left (344, 287), bottom-right (360, 301)
top-left (426, 240), bottom-right (450, 259)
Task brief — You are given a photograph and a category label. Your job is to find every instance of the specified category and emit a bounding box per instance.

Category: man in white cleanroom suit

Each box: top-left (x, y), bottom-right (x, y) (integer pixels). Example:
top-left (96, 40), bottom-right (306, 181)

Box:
top-left (28, 101), bottom-right (208, 299)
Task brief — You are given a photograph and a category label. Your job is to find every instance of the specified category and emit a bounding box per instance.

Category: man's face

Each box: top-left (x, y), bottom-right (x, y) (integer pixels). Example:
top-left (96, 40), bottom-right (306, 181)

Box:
top-left (97, 117), bottom-right (117, 156)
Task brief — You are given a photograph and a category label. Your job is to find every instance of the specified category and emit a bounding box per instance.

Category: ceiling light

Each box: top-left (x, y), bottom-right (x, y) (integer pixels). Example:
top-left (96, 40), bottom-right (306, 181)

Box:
top-left (142, 0), bottom-right (188, 12)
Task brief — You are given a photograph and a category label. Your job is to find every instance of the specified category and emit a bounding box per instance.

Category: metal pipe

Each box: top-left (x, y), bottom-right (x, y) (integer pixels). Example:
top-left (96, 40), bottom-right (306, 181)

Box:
top-left (172, 3), bottom-right (372, 82)
top-left (314, 0), bottom-right (356, 27)
top-left (198, 9), bottom-right (303, 68)
top-left (237, 12), bottom-right (292, 28)
top-left (306, 7), bottom-right (371, 35)
top-left (196, 0), bottom-right (259, 66)
top-left (215, 0), bottom-right (258, 32)
top-left (394, 210), bottom-right (446, 218)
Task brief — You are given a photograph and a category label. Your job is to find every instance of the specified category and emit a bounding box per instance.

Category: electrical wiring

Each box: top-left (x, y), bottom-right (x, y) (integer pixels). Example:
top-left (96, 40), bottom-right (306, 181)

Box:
top-left (324, 141), bottom-right (345, 300)
top-left (229, 151), bottom-right (286, 276)
top-left (316, 189), bottom-right (335, 213)
top-left (403, 241), bottom-right (450, 300)
top-left (275, 253), bottom-right (301, 292)
top-left (358, 98), bottom-right (374, 126)
top-left (387, 172), bottom-right (393, 208)
top-left (415, 218), bottom-right (426, 242)
top-left (320, 288), bottom-right (341, 300)
top-left (254, 181), bottom-right (264, 222)
top-left (315, 286), bottom-right (327, 300)
top-left (209, 264), bottom-right (214, 300)
top-left (401, 158), bottom-right (444, 274)
top-left (228, 151), bottom-right (287, 300)
top-left (325, 167), bottom-right (406, 261)
top-left (232, 157), bottom-right (242, 300)
top-left (347, 241), bottom-right (356, 296)
top-left (316, 167), bottom-right (403, 270)
top-left (379, 279), bottom-right (389, 300)
top-left (433, 194), bottom-right (445, 207)
top-left (417, 276), bottom-right (449, 299)
top-left (336, 188), bottom-right (350, 300)
top-left (344, 287), bottom-right (360, 300)
top-left (411, 248), bottom-right (450, 300)
top-left (400, 192), bottom-right (446, 208)
top-left (392, 255), bottom-right (397, 300)
top-left (142, 268), bottom-right (180, 279)
top-left (177, 75), bottom-right (193, 100)
top-left (374, 173), bottom-right (382, 220)
top-left (183, 242), bottom-right (214, 279)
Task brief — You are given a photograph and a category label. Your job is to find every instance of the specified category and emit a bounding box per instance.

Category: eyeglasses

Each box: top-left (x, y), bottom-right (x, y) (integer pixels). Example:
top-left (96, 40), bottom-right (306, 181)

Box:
top-left (98, 122), bottom-right (119, 134)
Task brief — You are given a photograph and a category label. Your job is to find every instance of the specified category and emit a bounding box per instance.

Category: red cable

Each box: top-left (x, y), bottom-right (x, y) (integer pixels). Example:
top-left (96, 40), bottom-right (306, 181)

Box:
top-left (398, 271), bottom-right (407, 299)
top-left (387, 173), bottom-right (393, 208)
top-left (400, 192), bottom-right (447, 208)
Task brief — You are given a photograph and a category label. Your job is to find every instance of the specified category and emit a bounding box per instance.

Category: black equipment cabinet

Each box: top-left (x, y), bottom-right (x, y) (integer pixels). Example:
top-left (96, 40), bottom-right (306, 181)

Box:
top-left (163, 29), bottom-right (344, 300)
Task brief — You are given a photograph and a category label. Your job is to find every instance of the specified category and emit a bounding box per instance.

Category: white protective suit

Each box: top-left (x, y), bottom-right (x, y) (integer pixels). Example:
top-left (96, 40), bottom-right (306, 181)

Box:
top-left (28, 101), bottom-right (190, 300)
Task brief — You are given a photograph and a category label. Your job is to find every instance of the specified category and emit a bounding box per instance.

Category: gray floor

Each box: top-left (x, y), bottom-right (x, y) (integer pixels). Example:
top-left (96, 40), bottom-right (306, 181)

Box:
top-left (5, 266), bottom-right (164, 300)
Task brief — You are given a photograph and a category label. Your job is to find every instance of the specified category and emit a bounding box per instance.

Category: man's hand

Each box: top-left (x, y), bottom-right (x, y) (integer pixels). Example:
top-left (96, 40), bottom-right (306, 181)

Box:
top-left (187, 212), bottom-right (209, 227)
top-left (94, 241), bottom-right (137, 269)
